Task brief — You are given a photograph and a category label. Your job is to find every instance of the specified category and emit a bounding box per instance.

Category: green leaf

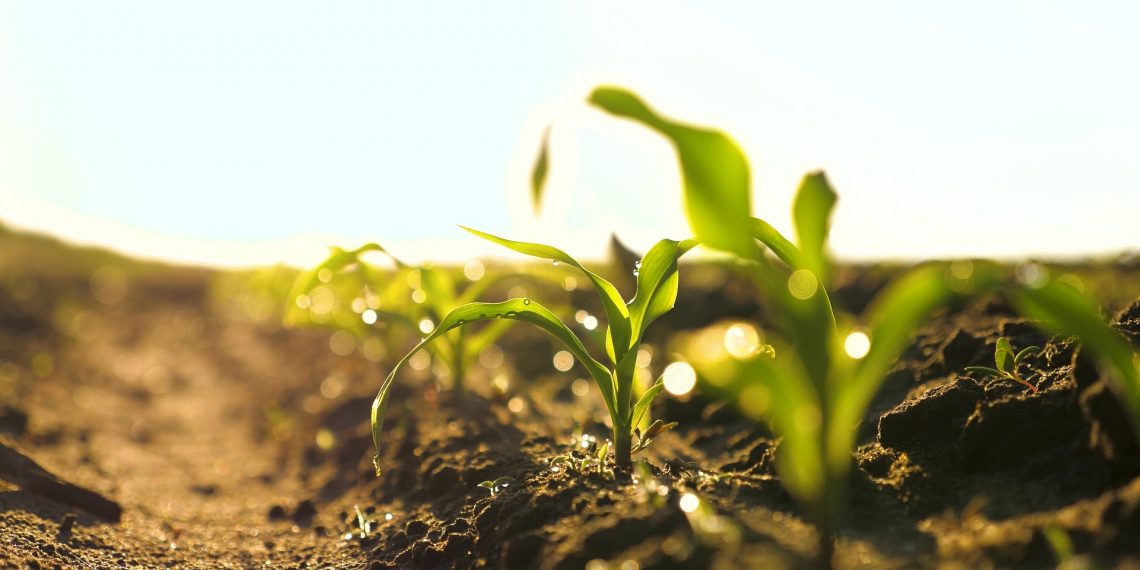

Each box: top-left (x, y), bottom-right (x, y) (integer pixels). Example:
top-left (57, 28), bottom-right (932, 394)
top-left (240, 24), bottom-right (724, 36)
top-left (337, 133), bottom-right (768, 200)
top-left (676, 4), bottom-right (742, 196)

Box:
top-left (418, 266), bottom-right (457, 317)
top-left (642, 419), bottom-right (677, 441)
top-left (995, 337), bottom-right (1014, 373)
top-left (630, 380), bottom-right (664, 429)
top-left (371, 299), bottom-right (616, 476)
top-left (531, 127), bottom-right (551, 214)
top-left (613, 344), bottom-right (640, 421)
top-left (749, 218), bottom-right (804, 268)
top-left (284, 243), bottom-right (396, 325)
top-left (964, 366), bottom-right (1003, 376)
top-left (596, 442), bottom-right (609, 462)
top-left (733, 351), bottom-right (825, 503)
top-left (1014, 346), bottom-right (1039, 366)
top-left (627, 239), bottom-right (697, 343)
top-left (791, 172), bottom-right (838, 285)
top-left (829, 265), bottom-right (955, 473)
top-left (460, 226), bottom-right (632, 364)
top-left (588, 87), bottom-right (757, 261)
top-left (477, 481), bottom-right (495, 489)
top-left (1009, 280), bottom-right (1140, 439)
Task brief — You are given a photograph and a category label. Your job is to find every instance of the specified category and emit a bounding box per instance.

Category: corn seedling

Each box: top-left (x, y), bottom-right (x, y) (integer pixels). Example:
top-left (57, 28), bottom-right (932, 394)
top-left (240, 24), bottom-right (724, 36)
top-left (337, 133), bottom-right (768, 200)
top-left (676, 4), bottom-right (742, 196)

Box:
top-left (477, 476), bottom-right (516, 497)
top-left (286, 243), bottom-right (516, 397)
top-left (965, 337), bottom-right (1040, 392)
top-left (587, 86), bottom-right (1140, 568)
top-left (372, 227), bottom-right (695, 475)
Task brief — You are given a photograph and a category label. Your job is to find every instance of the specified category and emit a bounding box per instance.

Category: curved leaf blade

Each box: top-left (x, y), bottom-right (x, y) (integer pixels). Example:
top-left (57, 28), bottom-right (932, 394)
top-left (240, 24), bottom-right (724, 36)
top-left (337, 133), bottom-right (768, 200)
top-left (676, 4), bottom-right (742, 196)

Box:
top-left (627, 238), bottom-right (696, 342)
top-left (531, 126), bottom-right (551, 214)
top-left (630, 380), bottom-right (663, 431)
top-left (750, 218), bottom-right (803, 268)
top-left (371, 299), bottom-right (615, 475)
top-left (285, 243), bottom-right (397, 326)
top-left (995, 337), bottom-right (1013, 373)
top-left (459, 226), bottom-right (632, 363)
top-left (828, 265), bottom-right (955, 472)
top-left (588, 87), bottom-right (757, 261)
top-left (791, 172), bottom-right (837, 285)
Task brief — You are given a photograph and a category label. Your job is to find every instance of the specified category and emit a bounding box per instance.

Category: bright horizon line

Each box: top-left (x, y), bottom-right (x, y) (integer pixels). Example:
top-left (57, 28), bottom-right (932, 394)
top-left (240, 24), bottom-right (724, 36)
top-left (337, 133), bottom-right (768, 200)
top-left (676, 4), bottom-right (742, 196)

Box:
top-left (4, 194), bottom-right (1134, 271)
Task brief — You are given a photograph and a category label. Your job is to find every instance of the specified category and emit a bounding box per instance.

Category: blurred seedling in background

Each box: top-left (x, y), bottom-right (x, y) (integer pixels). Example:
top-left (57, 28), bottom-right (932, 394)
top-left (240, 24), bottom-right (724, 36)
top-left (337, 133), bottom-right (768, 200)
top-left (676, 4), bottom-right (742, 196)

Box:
top-left (286, 243), bottom-right (519, 397)
top-left (477, 476), bottom-right (516, 497)
top-left (586, 86), bottom-right (1140, 568)
top-left (965, 337), bottom-right (1040, 392)
top-left (1043, 523), bottom-right (1096, 570)
top-left (349, 505), bottom-right (376, 540)
top-left (372, 227), bottom-right (694, 475)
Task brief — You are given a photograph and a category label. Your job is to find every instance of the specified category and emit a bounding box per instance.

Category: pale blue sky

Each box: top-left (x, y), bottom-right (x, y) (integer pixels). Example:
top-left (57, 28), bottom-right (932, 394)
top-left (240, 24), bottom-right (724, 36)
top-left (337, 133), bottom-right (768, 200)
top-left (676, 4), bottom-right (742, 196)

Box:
top-left (2, 2), bottom-right (1137, 266)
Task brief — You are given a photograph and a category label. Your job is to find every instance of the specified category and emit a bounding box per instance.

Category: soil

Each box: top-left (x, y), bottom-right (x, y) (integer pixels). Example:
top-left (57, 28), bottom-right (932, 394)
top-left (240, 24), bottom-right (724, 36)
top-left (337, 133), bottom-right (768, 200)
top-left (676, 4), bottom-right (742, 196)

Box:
top-left (2, 227), bottom-right (1139, 569)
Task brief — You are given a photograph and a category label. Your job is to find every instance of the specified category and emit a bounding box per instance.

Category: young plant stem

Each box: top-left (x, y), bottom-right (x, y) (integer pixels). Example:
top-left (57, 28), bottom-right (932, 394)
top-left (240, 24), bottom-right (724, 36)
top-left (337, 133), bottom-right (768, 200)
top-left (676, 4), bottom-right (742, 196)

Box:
top-left (450, 332), bottom-right (466, 400)
top-left (815, 472), bottom-right (844, 570)
top-left (613, 425), bottom-right (632, 469)
top-left (816, 525), bottom-right (835, 570)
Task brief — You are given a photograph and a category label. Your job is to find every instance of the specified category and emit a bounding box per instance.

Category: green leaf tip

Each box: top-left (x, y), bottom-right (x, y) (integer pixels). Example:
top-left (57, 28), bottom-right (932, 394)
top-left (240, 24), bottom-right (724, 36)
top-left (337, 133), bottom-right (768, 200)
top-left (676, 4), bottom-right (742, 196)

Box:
top-left (792, 171), bottom-right (838, 284)
top-left (587, 86), bottom-right (756, 261)
top-left (531, 126), bottom-right (551, 215)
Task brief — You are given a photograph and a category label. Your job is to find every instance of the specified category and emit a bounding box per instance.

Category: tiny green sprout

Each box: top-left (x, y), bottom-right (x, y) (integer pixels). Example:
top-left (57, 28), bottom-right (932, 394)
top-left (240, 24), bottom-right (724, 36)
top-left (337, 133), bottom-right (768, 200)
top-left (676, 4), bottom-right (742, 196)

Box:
top-left (965, 337), bottom-right (1040, 392)
top-left (353, 505), bottom-right (374, 539)
top-left (477, 476), bottom-right (516, 497)
top-left (1041, 523), bottom-right (1099, 570)
top-left (549, 455), bottom-right (572, 473)
top-left (372, 228), bottom-right (695, 475)
top-left (548, 435), bottom-right (616, 477)
top-left (596, 441), bottom-right (609, 463)
top-left (631, 419), bottom-right (678, 455)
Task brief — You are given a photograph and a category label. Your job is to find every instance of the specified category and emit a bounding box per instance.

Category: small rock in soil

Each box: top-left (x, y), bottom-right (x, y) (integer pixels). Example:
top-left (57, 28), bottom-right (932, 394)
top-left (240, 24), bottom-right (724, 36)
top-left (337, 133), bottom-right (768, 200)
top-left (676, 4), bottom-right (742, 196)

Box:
top-left (0, 405), bottom-right (28, 435)
top-left (292, 500), bottom-right (316, 525)
top-left (56, 513), bottom-right (76, 543)
top-left (267, 505), bottom-right (288, 521)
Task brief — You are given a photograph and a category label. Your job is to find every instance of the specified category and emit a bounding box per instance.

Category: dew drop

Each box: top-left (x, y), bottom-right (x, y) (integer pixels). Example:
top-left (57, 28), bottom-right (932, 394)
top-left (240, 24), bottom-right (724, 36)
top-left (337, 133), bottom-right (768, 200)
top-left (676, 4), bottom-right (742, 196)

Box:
top-left (522, 298), bottom-right (531, 305)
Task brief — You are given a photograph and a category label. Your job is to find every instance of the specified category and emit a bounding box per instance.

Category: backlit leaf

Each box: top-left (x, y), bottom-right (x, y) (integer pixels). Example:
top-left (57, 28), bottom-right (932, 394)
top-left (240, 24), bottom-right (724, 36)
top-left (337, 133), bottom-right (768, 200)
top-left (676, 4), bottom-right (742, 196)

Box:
top-left (589, 87), bottom-right (757, 261)
top-left (531, 126), bottom-right (551, 214)
top-left (371, 299), bottom-right (615, 476)
top-left (460, 226), bottom-right (632, 363)
top-left (791, 172), bottom-right (837, 285)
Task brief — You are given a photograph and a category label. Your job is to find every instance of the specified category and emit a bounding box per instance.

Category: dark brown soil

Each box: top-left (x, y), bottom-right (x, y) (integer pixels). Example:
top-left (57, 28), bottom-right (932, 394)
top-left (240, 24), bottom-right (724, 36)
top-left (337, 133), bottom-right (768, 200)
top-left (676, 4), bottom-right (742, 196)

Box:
top-left (2, 228), bottom-right (1139, 569)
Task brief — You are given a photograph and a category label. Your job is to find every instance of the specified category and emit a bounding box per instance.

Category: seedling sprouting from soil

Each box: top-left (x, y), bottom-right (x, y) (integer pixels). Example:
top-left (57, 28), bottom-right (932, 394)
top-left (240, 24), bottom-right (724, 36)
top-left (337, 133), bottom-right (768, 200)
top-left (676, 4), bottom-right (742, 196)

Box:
top-left (477, 477), bottom-right (516, 497)
top-left (352, 505), bottom-right (375, 540)
top-left (547, 431), bottom-right (652, 478)
top-left (372, 228), bottom-right (694, 475)
top-left (587, 86), bottom-right (1140, 568)
top-left (286, 243), bottom-right (515, 397)
top-left (965, 337), bottom-right (1040, 392)
top-left (631, 419), bottom-right (677, 455)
